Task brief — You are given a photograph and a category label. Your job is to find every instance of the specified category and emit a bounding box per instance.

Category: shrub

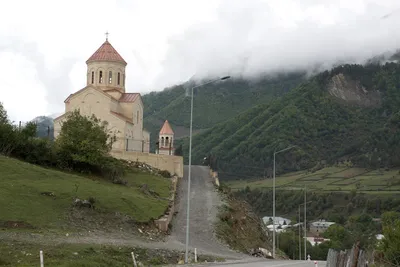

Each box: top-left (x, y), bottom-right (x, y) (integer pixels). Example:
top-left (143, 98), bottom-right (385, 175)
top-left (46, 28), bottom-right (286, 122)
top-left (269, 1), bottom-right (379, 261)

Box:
top-left (158, 170), bottom-right (171, 178)
top-left (13, 138), bottom-right (56, 167)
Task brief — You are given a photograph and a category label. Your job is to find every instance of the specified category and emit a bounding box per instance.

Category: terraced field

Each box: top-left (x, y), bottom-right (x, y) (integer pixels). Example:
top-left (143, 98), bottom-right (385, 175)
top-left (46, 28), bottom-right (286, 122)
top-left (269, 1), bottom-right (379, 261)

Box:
top-left (227, 166), bottom-right (400, 194)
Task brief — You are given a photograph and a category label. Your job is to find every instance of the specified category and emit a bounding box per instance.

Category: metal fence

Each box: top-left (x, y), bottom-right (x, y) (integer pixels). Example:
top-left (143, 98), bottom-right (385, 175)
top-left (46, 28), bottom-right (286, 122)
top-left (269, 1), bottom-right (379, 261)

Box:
top-left (125, 138), bottom-right (151, 153)
top-left (326, 244), bottom-right (368, 267)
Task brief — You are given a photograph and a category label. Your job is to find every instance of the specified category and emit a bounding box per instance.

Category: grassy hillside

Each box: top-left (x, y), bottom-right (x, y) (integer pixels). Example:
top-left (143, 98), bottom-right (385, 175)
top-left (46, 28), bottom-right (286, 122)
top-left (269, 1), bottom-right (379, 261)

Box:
top-left (182, 63), bottom-right (400, 180)
top-left (227, 166), bottom-right (400, 194)
top-left (0, 155), bottom-right (170, 230)
top-left (0, 241), bottom-right (222, 267)
top-left (142, 73), bottom-right (306, 151)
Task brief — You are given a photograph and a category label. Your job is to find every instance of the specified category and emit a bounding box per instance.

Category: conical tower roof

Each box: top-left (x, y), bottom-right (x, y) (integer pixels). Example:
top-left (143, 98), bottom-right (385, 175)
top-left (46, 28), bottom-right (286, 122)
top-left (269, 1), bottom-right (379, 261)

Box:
top-left (86, 39), bottom-right (127, 65)
top-left (159, 120), bottom-right (174, 135)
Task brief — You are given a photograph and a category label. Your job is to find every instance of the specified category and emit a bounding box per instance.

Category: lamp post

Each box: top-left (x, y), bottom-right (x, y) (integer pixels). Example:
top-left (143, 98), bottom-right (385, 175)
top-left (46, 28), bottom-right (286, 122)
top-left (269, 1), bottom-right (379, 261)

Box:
top-left (185, 75), bottom-right (230, 263)
top-left (272, 145), bottom-right (296, 259)
top-left (304, 186), bottom-right (307, 260)
top-left (299, 199), bottom-right (312, 260)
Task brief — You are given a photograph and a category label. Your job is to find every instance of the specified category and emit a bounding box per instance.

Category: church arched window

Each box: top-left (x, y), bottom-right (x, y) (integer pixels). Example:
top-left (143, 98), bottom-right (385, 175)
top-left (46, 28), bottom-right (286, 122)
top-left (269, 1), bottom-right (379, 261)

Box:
top-left (91, 71), bottom-right (94, 84)
top-left (99, 71), bottom-right (103, 83)
top-left (117, 72), bottom-right (121, 85)
top-left (123, 73), bottom-right (125, 86)
top-left (161, 137), bottom-right (164, 147)
top-left (108, 71), bottom-right (112, 84)
top-left (166, 137), bottom-right (169, 147)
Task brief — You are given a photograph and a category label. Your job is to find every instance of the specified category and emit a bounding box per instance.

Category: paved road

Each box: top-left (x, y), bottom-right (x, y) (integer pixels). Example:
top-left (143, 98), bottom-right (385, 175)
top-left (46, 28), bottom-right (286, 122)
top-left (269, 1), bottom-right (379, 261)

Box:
top-left (168, 165), bottom-right (249, 260)
top-left (184, 260), bottom-right (326, 266)
top-left (164, 260), bottom-right (326, 267)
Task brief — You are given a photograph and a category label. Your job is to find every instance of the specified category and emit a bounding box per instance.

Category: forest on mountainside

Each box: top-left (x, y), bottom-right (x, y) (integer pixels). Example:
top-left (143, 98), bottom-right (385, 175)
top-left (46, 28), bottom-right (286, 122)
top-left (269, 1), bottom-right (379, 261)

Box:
top-left (178, 62), bottom-right (400, 180)
top-left (142, 72), bottom-right (306, 151)
top-left (33, 116), bottom-right (54, 140)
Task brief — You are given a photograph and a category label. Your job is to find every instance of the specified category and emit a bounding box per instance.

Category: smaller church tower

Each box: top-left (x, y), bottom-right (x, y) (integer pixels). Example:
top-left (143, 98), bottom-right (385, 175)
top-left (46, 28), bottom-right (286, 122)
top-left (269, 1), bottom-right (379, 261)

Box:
top-left (157, 120), bottom-right (175, 155)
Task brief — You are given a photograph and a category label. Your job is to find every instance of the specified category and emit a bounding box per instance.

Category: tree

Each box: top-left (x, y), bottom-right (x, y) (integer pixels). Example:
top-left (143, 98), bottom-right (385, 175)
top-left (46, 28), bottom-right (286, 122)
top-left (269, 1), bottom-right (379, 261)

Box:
top-left (56, 110), bottom-right (116, 169)
top-left (345, 214), bottom-right (378, 250)
top-left (0, 102), bottom-right (17, 155)
top-left (378, 211), bottom-right (400, 266)
top-left (174, 144), bottom-right (183, 156)
top-left (0, 102), bottom-right (8, 124)
top-left (322, 224), bottom-right (356, 250)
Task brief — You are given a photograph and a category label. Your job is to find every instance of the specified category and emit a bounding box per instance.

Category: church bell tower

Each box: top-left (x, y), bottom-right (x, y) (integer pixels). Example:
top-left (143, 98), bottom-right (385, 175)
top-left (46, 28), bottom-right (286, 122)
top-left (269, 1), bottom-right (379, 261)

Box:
top-left (157, 120), bottom-right (175, 155)
top-left (86, 33), bottom-right (128, 97)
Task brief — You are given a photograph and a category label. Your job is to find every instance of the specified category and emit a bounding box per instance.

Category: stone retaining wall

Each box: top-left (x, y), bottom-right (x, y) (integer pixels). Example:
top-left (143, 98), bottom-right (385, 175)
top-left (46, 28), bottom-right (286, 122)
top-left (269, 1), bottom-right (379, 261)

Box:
top-left (209, 169), bottom-right (220, 187)
top-left (110, 150), bottom-right (183, 178)
top-left (155, 176), bottom-right (179, 232)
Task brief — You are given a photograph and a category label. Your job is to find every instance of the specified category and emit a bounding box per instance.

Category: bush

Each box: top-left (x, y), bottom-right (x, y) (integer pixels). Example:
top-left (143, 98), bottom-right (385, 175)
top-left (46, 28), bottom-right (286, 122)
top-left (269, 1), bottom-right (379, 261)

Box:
top-left (13, 138), bottom-right (56, 167)
top-left (98, 156), bottom-right (126, 181)
top-left (158, 170), bottom-right (171, 178)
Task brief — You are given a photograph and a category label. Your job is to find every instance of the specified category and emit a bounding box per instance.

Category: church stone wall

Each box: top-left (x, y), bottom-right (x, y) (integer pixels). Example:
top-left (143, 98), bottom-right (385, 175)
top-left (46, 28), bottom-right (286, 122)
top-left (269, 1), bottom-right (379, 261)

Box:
top-left (54, 87), bottom-right (127, 152)
top-left (110, 150), bottom-right (183, 178)
top-left (86, 61), bottom-right (126, 90)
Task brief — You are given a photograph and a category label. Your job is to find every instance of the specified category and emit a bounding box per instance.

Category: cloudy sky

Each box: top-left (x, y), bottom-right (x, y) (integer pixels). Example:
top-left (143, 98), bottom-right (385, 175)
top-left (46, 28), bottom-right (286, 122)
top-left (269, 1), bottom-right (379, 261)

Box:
top-left (0, 0), bottom-right (400, 122)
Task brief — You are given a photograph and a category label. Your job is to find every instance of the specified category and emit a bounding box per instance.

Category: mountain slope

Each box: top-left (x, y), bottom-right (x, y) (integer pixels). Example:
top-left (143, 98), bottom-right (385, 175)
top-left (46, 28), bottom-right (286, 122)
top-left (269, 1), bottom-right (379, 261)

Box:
top-left (32, 116), bottom-right (54, 139)
top-left (142, 73), bottom-right (306, 149)
top-left (183, 63), bottom-right (400, 180)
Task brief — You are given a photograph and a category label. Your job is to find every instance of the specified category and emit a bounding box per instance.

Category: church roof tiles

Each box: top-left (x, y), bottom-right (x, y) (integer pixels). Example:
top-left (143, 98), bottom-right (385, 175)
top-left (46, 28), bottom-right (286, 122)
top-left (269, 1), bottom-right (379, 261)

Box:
top-left (86, 40), bottom-right (127, 65)
top-left (119, 93), bottom-right (139, 102)
top-left (110, 111), bottom-right (133, 123)
top-left (159, 120), bottom-right (174, 135)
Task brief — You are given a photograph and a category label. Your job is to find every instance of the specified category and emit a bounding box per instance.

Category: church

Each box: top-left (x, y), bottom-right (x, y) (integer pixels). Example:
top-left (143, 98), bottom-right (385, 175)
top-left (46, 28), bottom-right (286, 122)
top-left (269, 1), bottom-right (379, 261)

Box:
top-left (53, 36), bottom-right (151, 153)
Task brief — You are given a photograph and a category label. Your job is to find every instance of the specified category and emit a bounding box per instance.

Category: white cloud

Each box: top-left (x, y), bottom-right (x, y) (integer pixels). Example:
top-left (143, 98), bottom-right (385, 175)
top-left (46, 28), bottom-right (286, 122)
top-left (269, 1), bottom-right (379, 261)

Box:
top-left (0, 0), bottom-right (400, 121)
top-left (0, 51), bottom-right (47, 122)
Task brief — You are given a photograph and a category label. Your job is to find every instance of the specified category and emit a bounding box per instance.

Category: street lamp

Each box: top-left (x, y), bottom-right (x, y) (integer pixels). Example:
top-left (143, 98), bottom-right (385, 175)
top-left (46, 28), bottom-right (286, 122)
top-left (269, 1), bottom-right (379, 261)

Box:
top-left (299, 199), bottom-right (312, 260)
top-left (272, 145), bottom-right (296, 259)
top-left (303, 186), bottom-right (307, 261)
top-left (185, 75), bottom-right (231, 263)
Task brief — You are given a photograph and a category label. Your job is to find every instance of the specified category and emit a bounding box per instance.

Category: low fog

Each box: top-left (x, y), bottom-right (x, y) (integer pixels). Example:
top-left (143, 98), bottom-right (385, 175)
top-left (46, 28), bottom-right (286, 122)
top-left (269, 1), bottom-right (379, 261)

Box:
top-left (1, 0), bottom-right (400, 121)
top-left (153, 0), bottom-right (400, 88)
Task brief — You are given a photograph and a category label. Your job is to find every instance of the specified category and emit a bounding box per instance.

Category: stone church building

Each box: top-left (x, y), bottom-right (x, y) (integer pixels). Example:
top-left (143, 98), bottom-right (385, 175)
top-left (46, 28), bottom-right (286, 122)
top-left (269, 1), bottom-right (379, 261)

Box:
top-left (53, 36), bottom-right (183, 178)
top-left (54, 37), bottom-right (150, 153)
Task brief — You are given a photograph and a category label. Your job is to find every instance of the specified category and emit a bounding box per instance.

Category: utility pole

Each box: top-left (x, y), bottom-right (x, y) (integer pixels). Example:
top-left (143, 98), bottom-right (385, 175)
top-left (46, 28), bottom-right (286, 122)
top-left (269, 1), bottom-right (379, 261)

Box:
top-left (299, 206), bottom-right (301, 260)
top-left (304, 186), bottom-right (307, 261)
top-left (272, 145), bottom-right (296, 258)
top-left (273, 152), bottom-right (276, 258)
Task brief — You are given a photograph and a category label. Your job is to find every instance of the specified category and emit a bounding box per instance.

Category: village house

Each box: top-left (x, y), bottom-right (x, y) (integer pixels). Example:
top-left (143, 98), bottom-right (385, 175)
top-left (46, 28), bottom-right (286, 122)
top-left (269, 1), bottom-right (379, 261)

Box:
top-left (309, 219), bottom-right (335, 235)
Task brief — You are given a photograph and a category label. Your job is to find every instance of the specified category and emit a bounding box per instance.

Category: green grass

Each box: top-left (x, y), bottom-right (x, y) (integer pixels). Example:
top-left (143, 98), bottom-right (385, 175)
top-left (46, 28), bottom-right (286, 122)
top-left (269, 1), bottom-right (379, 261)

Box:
top-left (227, 166), bottom-right (400, 194)
top-left (0, 156), bottom-right (171, 229)
top-left (0, 240), bottom-right (224, 266)
top-left (0, 241), bottom-right (174, 267)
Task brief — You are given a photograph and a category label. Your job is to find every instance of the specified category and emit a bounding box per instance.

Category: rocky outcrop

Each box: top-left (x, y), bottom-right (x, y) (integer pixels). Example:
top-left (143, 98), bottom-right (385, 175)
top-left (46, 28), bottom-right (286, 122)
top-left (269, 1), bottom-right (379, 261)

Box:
top-left (327, 73), bottom-right (381, 107)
